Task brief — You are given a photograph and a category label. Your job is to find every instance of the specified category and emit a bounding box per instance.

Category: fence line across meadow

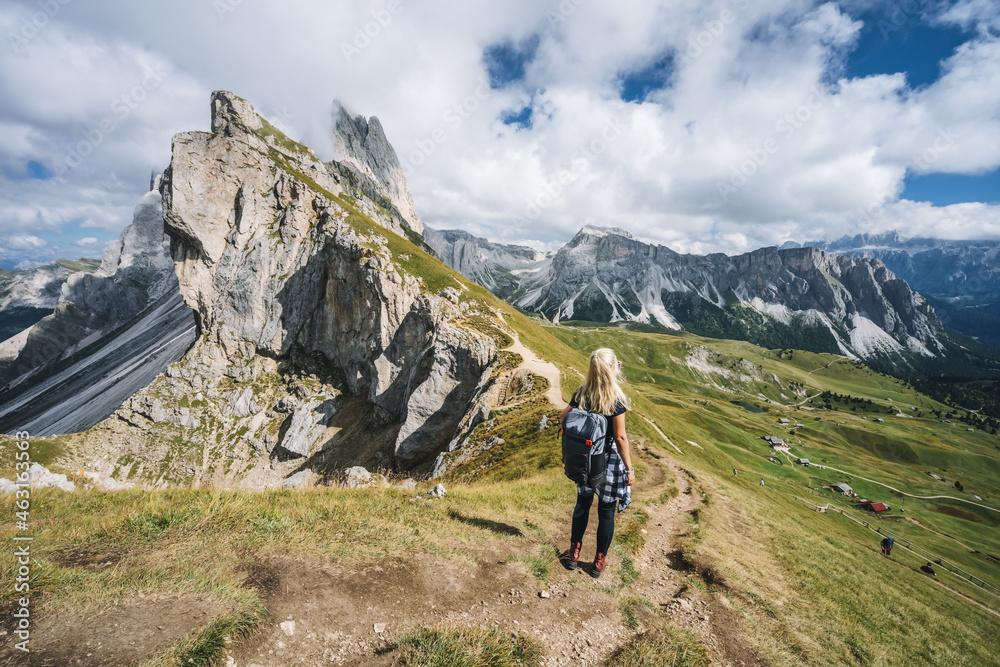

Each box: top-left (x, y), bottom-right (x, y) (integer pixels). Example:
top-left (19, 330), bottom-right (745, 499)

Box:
top-left (793, 496), bottom-right (1000, 602)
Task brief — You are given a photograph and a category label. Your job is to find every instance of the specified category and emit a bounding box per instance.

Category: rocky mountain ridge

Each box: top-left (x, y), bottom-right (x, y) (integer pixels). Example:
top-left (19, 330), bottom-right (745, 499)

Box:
top-left (785, 232), bottom-right (1000, 347)
top-left (0, 183), bottom-right (196, 437)
top-left (422, 227), bottom-right (550, 299)
top-left (787, 232), bottom-right (1000, 298)
top-left (0, 258), bottom-right (100, 309)
top-left (331, 102), bottom-right (423, 235)
top-left (430, 226), bottom-right (952, 368)
top-left (0, 258), bottom-right (100, 341)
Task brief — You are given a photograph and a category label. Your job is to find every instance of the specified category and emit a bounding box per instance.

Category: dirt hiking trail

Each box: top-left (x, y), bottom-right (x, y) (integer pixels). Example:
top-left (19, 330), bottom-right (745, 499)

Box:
top-left (496, 312), bottom-right (565, 409)
top-left (3, 458), bottom-right (768, 666)
top-left (628, 464), bottom-right (766, 667)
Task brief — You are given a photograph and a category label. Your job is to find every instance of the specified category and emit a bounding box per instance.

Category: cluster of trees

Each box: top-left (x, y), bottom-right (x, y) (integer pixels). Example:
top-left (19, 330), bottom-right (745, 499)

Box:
top-left (814, 391), bottom-right (888, 413)
top-left (806, 387), bottom-right (1000, 434)
top-left (915, 380), bottom-right (1000, 433)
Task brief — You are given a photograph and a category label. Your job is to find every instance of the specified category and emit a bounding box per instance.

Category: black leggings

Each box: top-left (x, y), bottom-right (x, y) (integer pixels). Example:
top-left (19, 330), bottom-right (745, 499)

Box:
top-left (571, 492), bottom-right (617, 556)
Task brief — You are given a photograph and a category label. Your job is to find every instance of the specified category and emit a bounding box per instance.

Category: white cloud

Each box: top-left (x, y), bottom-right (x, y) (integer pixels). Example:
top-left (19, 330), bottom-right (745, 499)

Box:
top-left (798, 3), bottom-right (863, 47)
top-left (0, 0), bottom-right (999, 267)
top-left (2, 233), bottom-right (47, 250)
top-left (937, 0), bottom-right (1000, 32)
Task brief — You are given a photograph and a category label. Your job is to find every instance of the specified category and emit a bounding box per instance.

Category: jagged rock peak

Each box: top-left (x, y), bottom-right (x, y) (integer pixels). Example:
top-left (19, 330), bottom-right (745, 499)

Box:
top-left (151, 90), bottom-right (497, 473)
top-left (211, 90), bottom-right (263, 135)
top-left (332, 101), bottom-right (423, 235)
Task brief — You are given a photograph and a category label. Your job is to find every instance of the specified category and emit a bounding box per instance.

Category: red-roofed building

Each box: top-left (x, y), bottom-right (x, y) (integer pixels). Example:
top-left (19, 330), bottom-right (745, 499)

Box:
top-left (859, 501), bottom-right (889, 514)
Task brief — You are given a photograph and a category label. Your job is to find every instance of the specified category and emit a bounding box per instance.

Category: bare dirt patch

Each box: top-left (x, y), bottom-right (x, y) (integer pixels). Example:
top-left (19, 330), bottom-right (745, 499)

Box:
top-left (227, 551), bottom-right (630, 666)
top-left (0, 593), bottom-right (227, 667)
top-left (49, 544), bottom-right (125, 572)
top-left (934, 504), bottom-right (981, 522)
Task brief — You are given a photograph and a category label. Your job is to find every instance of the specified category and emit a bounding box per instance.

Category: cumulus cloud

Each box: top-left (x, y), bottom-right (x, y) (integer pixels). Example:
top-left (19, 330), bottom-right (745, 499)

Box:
top-left (1, 0), bottom-right (999, 267)
top-left (3, 234), bottom-right (46, 250)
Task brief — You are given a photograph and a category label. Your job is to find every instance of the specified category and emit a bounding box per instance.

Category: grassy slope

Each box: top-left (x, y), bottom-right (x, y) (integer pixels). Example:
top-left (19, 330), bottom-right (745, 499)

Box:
top-left (540, 324), bottom-right (1000, 665)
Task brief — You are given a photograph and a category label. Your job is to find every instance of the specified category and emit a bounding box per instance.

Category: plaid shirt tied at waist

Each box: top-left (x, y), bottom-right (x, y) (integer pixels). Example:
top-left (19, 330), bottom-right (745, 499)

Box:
top-left (576, 443), bottom-right (631, 512)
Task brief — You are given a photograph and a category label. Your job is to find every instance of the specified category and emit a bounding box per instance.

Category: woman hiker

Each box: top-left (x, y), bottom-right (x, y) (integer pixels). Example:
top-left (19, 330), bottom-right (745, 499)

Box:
top-left (558, 348), bottom-right (634, 578)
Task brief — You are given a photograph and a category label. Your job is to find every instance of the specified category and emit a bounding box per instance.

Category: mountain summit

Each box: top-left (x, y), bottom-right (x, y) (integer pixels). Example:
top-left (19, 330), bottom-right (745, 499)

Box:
top-left (1, 92), bottom-right (507, 487)
top-left (332, 102), bottom-right (423, 235)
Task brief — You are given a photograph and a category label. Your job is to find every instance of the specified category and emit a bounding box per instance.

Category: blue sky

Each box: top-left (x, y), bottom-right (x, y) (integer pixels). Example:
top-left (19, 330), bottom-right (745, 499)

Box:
top-left (841, 2), bottom-right (1000, 208)
top-left (2, 0), bottom-right (1000, 269)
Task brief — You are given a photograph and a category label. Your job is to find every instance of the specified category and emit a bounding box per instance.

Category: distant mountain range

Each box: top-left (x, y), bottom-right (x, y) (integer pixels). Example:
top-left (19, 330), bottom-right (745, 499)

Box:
top-left (426, 226), bottom-right (1000, 377)
top-left (422, 228), bottom-right (548, 297)
top-left (783, 232), bottom-right (1000, 347)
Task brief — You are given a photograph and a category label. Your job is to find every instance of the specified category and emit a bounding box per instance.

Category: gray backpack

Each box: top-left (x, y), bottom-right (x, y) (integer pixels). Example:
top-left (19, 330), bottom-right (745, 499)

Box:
top-left (561, 407), bottom-right (610, 488)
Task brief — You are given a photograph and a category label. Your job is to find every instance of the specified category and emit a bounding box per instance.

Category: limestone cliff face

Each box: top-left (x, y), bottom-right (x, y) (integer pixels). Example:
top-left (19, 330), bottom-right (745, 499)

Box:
top-left (81, 91), bottom-right (496, 482)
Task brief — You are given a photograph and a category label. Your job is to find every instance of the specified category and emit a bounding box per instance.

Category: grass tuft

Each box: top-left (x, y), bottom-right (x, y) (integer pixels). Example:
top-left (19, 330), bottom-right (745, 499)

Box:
top-left (613, 545), bottom-right (641, 587)
top-left (393, 626), bottom-right (543, 667)
top-left (141, 592), bottom-right (265, 667)
top-left (617, 508), bottom-right (651, 555)
top-left (506, 545), bottom-right (557, 583)
top-left (620, 597), bottom-right (658, 630)
top-left (606, 627), bottom-right (711, 667)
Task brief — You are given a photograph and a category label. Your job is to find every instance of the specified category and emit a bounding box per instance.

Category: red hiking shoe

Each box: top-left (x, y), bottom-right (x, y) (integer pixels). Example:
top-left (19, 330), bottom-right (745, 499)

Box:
top-left (591, 552), bottom-right (607, 578)
top-left (564, 542), bottom-right (582, 570)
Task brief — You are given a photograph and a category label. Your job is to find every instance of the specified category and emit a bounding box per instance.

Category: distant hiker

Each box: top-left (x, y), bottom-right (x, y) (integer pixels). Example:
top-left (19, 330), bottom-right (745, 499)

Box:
top-left (734, 468), bottom-right (738, 477)
top-left (558, 348), bottom-right (634, 579)
top-left (881, 536), bottom-right (893, 556)
top-left (760, 479), bottom-right (765, 487)
top-left (921, 562), bottom-right (937, 576)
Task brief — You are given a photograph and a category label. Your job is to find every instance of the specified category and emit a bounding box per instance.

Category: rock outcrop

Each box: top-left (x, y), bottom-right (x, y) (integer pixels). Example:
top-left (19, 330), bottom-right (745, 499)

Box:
top-left (55, 91), bottom-right (500, 485)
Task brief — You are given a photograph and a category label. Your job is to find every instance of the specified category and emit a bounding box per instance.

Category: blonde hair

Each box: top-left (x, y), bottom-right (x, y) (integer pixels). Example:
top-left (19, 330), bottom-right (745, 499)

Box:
top-left (574, 348), bottom-right (629, 415)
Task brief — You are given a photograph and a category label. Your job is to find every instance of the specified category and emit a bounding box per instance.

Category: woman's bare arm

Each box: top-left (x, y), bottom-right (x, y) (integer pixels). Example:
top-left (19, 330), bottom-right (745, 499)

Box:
top-left (612, 413), bottom-right (635, 485)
